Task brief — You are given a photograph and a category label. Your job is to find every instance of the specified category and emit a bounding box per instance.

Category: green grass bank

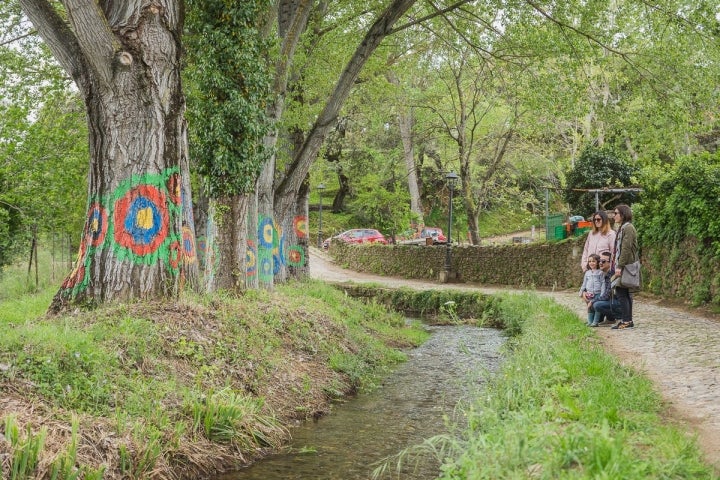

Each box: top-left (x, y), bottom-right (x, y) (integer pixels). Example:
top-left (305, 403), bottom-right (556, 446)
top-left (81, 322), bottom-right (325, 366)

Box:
top-left (0, 276), bottom-right (428, 479)
top-left (1, 257), bottom-right (716, 479)
top-left (433, 293), bottom-right (716, 479)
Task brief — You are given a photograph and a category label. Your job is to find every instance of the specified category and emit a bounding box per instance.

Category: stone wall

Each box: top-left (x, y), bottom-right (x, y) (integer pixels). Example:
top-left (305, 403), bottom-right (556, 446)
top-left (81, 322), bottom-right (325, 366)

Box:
top-left (328, 235), bottom-right (588, 290)
top-left (329, 235), bottom-right (720, 306)
top-left (642, 238), bottom-right (720, 306)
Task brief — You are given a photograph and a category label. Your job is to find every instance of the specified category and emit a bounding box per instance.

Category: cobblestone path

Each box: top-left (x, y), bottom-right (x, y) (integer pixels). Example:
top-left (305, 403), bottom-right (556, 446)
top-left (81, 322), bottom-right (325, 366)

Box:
top-left (309, 249), bottom-right (720, 471)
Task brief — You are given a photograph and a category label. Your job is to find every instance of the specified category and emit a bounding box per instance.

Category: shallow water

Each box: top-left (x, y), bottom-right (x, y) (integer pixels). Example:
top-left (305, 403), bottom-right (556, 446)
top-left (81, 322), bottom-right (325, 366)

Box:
top-left (217, 324), bottom-right (505, 480)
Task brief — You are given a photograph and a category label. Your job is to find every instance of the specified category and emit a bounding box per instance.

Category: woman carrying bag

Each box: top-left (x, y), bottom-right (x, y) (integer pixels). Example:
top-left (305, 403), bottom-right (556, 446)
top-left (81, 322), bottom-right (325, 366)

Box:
top-left (611, 204), bottom-right (640, 330)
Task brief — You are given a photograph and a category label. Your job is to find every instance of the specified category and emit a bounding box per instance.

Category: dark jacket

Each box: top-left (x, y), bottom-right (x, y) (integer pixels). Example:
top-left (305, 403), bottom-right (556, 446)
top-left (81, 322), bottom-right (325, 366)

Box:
top-left (614, 222), bottom-right (638, 269)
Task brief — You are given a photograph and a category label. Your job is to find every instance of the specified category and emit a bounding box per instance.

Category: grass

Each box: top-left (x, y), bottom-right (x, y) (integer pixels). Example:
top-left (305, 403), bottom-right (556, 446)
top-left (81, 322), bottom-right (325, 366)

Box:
top-left (0, 254), bottom-right (429, 478)
top-left (431, 292), bottom-right (716, 479)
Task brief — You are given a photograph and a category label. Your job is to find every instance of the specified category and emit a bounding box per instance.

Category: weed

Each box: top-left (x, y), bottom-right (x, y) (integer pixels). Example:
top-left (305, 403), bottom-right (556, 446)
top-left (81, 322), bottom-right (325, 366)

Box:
top-left (3, 415), bottom-right (47, 480)
top-left (189, 387), bottom-right (286, 449)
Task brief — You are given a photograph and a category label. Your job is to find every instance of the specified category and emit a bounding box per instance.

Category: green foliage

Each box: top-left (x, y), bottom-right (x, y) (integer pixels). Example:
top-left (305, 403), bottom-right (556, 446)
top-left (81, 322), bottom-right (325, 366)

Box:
top-left (184, 0), bottom-right (273, 197)
top-left (1, 6), bottom-right (86, 268)
top-left (564, 146), bottom-right (640, 217)
top-left (350, 174), bottom-right (413, 236)
top-left (637, 152), bottom-right (720, 256)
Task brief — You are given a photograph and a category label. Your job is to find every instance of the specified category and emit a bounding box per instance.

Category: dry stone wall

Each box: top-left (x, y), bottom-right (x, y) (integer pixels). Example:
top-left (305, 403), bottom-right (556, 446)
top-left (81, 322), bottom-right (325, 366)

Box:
top-left (329, 236), bottom-right (587, 290)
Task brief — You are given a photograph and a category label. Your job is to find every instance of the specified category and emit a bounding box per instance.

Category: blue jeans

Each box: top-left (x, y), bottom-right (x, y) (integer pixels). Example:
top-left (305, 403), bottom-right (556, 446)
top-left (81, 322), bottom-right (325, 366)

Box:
top-left (591, 299), bottom-right (622, 323)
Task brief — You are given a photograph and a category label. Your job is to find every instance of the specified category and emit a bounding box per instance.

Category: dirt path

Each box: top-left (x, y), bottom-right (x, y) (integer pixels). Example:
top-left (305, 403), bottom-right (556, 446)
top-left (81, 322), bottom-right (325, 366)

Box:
top-left (308, 248), bottom-right (720, 472)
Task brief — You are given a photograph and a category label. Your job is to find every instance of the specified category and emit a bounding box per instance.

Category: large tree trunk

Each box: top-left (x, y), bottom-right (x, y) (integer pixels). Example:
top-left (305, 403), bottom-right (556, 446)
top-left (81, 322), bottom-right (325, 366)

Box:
top-left (211, 195), bottom-right (249, 291)
top-left (20, 1), bottom-right (198, 311)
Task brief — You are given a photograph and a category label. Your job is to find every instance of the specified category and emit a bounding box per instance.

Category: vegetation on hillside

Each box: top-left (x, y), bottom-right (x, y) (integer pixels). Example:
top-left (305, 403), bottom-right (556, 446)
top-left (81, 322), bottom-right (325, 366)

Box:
top-left (0, 270), bottom-right (428, 478)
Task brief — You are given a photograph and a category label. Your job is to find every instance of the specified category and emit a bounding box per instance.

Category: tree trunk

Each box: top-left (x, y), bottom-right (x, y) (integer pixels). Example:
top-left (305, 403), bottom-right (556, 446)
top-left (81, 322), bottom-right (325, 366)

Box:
top-left (19, 1), bottom-right (198, 311)
top-left (332, 169), bottom-right (350, 213)
top-left (211, 195), bottom-right (249, 291)
top-left (280, 176), bottom-right (310, 282)
top-left (245, 192), bottom-right (259, 289)
top-left (397, 108), bottom-right (424, 224)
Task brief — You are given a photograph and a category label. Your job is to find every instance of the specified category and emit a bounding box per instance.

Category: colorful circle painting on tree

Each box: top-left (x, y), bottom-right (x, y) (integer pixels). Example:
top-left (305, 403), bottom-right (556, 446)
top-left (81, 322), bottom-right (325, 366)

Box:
top-left (259, 256), bottom-right (273, 280)
top-left (182, 226), bottom-right (197, 264)
top-left (168, 239), bottom-right (182, 270)
top-left (287, 245), bottom-right (305, 267)
top-left (61, 242), bottom-right (88, 293)
top-left (293, 215), bottom-right (308, 238)
top-left (86, 203), bottom-right (108, 247)
top-left (113, 185), bottom-right (169, 256)
top-left (258, 216), bottom-right (274, 248)
top-left (246, 240), bottom-right (257, 276)
top-left (273, 233), bottom-right (285, 275)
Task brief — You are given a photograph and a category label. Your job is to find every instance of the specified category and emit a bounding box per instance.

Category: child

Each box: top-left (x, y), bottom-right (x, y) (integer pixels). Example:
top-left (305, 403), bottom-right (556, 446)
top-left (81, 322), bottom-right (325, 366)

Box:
top-left (579, 254), bottom-right (604, 326)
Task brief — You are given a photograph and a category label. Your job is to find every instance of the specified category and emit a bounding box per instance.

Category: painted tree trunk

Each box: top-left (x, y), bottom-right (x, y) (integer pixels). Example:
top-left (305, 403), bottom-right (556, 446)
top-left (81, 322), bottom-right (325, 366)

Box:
top-left (19, 1), bottom-right (198, 311)
top-left (275, 176), bottom-right (310, 282)
top-left (246, 193), bottom-right (259, 289)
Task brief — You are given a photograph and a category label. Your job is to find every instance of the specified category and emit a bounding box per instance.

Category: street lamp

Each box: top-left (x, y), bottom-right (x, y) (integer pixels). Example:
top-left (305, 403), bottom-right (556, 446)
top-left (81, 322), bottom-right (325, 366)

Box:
top-left (317, 183), bottom-right (326, 248)
top-left (444, 172), bottom-right (459, 278)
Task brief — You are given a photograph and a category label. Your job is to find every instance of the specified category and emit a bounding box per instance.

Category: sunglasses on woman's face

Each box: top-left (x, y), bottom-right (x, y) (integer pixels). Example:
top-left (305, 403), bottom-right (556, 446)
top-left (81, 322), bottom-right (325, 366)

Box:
top-left (593, 217), bottom-right (602, 222)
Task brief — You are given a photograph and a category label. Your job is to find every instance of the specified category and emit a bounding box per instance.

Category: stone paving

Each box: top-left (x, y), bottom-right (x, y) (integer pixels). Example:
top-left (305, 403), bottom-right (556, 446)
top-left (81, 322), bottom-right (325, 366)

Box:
top-left (309, 248), bottom-right (720, 471)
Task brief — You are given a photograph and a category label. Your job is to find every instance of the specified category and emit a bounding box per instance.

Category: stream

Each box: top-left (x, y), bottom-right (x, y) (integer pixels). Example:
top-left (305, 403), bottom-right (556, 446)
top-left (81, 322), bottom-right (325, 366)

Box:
top-left (217, 324), bottom-right (506, 480)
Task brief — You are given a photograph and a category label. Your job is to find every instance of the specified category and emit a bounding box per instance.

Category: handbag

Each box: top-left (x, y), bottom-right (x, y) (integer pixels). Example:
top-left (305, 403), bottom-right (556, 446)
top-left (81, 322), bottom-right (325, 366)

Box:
top-left (618, 260), bottom-right (641, 289)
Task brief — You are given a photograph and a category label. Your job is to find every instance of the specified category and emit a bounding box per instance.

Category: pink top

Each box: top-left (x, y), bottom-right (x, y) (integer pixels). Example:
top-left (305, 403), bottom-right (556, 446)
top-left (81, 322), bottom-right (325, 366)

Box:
top-left (581, 230), bottom-right (617, 271)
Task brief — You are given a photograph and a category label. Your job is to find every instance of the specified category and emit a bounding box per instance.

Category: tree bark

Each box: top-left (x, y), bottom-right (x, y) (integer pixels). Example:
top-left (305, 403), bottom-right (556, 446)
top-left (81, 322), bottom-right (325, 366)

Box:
top-left (20, 1), bottom-right (198, 311)
top-left (211, 195), bottom-right (249, 291)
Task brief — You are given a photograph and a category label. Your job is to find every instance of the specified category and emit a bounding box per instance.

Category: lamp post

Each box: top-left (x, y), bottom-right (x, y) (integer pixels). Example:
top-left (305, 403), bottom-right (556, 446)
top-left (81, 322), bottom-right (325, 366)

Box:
top-left (444, 172), bottom-right (459, 279)
top-left (317, 183), bottom-right (326, 248)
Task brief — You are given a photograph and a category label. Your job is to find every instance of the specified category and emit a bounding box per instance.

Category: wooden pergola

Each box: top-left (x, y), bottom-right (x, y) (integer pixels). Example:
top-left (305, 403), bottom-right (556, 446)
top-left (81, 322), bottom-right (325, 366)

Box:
top-left (577, 187), bottom-right (644, 211)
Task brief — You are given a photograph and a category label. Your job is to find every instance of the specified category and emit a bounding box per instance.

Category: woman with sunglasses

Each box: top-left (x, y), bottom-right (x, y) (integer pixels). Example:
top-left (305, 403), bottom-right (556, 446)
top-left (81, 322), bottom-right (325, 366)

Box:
top-left (580, 210), bottom-right (616, 272)
top-left (611, 204), bottom-right (639, 329)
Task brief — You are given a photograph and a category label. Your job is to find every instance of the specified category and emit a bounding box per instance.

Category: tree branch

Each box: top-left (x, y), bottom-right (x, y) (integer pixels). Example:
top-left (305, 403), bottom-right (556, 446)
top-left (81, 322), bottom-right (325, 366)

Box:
top-left (0, 30), bottom-right (36, 48)
top-left (389, 0), bottom-right (474, 34)
top-left (64, 0), bottom-right (117, 86)
top-left (18, 0), bottom-right (83, 81)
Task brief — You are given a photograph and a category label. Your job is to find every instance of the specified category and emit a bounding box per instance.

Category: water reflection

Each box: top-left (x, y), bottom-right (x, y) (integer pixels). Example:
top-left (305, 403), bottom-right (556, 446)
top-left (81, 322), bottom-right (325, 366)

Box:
top-left (217, 325), bottom-right (505, 480)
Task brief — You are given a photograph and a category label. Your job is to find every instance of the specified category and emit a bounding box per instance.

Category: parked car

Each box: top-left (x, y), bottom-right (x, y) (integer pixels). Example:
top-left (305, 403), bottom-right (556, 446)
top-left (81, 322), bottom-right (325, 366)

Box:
top-left (323, 228), bottom-right (388, 249)
top-left (396, 226), bottom-right (447, 246)
top-left (419, 227), bottom-right (447, 244)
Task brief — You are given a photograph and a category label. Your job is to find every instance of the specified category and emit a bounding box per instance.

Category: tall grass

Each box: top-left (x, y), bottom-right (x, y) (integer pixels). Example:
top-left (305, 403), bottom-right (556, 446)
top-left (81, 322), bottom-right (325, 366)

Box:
top-left (3, 415), bottom-right (46, 480)
top-left (432, 293), bottom-right (716, 479)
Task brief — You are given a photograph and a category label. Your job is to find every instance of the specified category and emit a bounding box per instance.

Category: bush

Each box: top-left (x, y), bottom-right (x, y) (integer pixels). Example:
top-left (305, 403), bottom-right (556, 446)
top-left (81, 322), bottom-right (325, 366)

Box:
top-left (564, 146), bottom-right (639, 217)
top-left (637, 152), bottom-right (720, 256)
